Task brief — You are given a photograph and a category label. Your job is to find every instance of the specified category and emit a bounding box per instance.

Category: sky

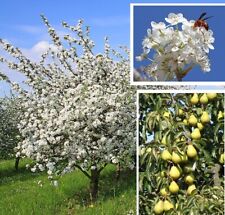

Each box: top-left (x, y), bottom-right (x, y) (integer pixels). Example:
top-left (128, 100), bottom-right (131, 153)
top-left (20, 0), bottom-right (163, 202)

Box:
top-left (0, 0), bottom-right (225, 96)
top-left (133, 5), bottom-right (225, 82)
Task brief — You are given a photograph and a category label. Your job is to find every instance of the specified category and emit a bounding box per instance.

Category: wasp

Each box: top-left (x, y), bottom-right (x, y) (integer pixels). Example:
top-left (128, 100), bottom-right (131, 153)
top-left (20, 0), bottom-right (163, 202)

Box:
top-left (193, 12), bottom-right (213, 31)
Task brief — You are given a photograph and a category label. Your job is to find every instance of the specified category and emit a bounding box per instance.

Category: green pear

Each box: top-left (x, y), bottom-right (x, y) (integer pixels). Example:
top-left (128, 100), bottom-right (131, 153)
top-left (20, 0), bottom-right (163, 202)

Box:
top-left (160, 171), bottom-right (166, 177)
top-left (163, 200), bottom-right (174, 211)
top-left (154, 200), bottom-right (164, 214)
top-left (188, 114), bottom-right (197, 126)
top-left (218, 111), bottom-right (224, 120)
top-left (190, 93), bottom-right (199, 105)
top-left (160, 188), bottom-right (168, 196)
top-left (206, 93), bottom-right (217, 100)
top-left (200, 111), bottom-right (210, 124)
top-left (187, 184), bottom-right (196, 195)
top-left (171, 152), bottom-right (182, 164)
top-left (219, 154), bottom-right (224, 164)
top-left (200, 93), bottom-right (208, 104)
top-left (178, 109), bottom-right (184, 116)
top-left (169, 166), bottom-right (180, 180)
top-left (187, 145), bottom-right (197, 158)
top-left (191, 128), bottom-right (201, 140)
top-left (181, 153), bottom-right (188, 163)
top-left (161, 150), bottom-right (172, 161)
top-left (169, 181), bottom-right (179, 193)
top-left (163, 111), bottom-right (170, 118)
top-left (140, 147), bottom-right (146, 156)
top-left (184, 174), bottom-right (194, 184)
top-left (197, 122), bottom-right (204, 130)
top-left (161, 135), bottom-right (167, 145)
top-left (183, 119), bottom-right (188, 125)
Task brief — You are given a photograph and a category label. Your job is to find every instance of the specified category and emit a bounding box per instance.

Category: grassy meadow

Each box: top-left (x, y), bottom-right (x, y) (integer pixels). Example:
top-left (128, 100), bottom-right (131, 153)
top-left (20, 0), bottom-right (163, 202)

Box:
top-left (0, 159), bottom-right (136, 215)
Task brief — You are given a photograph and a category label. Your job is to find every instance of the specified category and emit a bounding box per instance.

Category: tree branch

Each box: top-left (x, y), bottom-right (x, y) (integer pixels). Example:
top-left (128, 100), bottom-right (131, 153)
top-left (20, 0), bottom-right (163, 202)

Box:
top-left (98, 163), bottom-right (107, 174)
top-left (74, 164), bottom-right (91, 179)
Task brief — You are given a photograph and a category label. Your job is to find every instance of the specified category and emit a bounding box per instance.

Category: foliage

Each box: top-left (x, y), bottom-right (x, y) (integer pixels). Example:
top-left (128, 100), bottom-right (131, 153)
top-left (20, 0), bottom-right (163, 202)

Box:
top-left (0, 96), bottom-right (21, 159)
top-left (139, 93), bottom-right (224, 214)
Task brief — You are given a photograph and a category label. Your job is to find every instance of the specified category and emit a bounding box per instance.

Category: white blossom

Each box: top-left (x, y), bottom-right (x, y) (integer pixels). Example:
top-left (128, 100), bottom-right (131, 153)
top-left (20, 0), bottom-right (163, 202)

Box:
top-left (137, 13), bottom-right (215, 81)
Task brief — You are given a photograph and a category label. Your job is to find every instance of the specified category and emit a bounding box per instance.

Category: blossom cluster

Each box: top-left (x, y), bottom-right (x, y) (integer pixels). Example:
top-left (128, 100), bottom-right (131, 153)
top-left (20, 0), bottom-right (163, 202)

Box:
top-left (136, 13), bottom-right (215, 81)
top-left (0, 16), bottom-right (136, 176)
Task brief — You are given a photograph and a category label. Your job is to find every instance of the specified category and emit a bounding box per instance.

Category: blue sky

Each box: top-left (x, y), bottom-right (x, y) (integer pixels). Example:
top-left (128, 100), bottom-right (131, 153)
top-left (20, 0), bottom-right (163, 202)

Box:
top-left (1, 0), bottom-right (225, 96)
top-left (133, 5), bottom-right (225, 82)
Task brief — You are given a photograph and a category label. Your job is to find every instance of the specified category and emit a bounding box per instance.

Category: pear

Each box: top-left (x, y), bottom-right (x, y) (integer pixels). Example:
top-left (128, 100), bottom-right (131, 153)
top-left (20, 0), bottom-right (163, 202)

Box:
top-left (187, 184), bottom-right (196, 195)
top-left (200, 93), bottom-right (208, 104)
top-left (183, 119), bottom-right (188, 125)
top-left (188, 114), bottom-right (197, 126)
top-left (206, 93), bottom-right (217, 100)
top-left (140, 147), bottom-right (146, 156)
top-left (160, 188), bottom-right (168, 196)
top-left (169, 166), bottom-right (180, 180)
top-left (163, 200), bottom-right (174, 211)
top-left (163, 111), bottom-right (170, 118)
top-left (180, 136), bottom-right (186, 142)
top-left (146, 147), bottom-right (152, 153)
top-left (184, 174), bottom-right (194, 184)
top-left (219, 154), bottom-right (224, 164)
top-left (154, 200), bottom-right (164, 214)
top-left (190, 93), bottom-right (199, 105)
top-left (218, 111), bottom-right (224, 120)
top-left (200, 111), bottom-right (210, 124)
top-left (169, 181), bottom-right (179, 193)
top-left (161, 150), bottom-right (172, 161)
top-left (161, 135), bottom-right (167, 145)
top-left (197, 122), bottom-right (204, 131)
top-left (175, 138), bottom-right (180, 143)
top-left (187, 145), bottom-right (197, 158)
top-left (160, 171), bottom-right (166, 177)
top-left (171, 152), bottom-right (182, 164)
top-left (191, 128), bottom-right (201, 140)
top-left (181, 153), bottom-right (188, 163)
top-left (178, 109), bottom-right (184, 116)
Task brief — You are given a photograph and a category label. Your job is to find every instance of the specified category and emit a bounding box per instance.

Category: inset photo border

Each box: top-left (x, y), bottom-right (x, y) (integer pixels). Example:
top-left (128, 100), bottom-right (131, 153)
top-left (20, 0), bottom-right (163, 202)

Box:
top-left (130, 3), bottom-right (225, 86)
top-left (136, 90), bottom-right (225, 214)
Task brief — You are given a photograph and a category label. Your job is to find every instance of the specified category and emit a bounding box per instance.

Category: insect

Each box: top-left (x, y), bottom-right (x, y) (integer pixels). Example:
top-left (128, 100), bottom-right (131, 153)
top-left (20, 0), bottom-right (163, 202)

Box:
top-left (194, 12), bottom-right (213, 31)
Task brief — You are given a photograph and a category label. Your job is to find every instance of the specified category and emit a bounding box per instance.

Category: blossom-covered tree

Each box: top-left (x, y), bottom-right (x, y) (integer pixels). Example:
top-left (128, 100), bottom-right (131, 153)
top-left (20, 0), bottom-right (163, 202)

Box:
top-left (136, 13), bottom-right (215, 81)
top-left (0, 96), bottom-right (21, 168)
top-left (0, 16), bottom-right (136, 201)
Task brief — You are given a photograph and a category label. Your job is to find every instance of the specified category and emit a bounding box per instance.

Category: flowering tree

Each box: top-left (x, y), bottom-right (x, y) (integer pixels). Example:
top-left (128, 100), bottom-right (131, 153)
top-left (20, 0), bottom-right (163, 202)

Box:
top-left (0, 16), bottom-right (136, 201)
top-left (136, 13), bottom-right (215, 81)
top-left (0, 96), bottom-right (21, 167)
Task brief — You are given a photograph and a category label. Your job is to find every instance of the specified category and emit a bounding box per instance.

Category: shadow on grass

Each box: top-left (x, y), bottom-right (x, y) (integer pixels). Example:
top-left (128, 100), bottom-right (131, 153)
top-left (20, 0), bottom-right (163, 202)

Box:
top-left (64, 166), bottom-right (135, 207)
top-left (0, 160), bottom-right (43, 185)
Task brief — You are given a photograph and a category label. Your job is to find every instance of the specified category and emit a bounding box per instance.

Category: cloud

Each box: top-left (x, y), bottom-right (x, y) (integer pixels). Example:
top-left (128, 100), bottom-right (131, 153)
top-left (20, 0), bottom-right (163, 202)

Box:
top-left (0, 40), bottom-right (55, 85)
top-left (0, 40), bottom-right (57, 96)
top-left (90, 16), bottom-right (129, 27)
top-left (21, 40), bottom-right (58, 62)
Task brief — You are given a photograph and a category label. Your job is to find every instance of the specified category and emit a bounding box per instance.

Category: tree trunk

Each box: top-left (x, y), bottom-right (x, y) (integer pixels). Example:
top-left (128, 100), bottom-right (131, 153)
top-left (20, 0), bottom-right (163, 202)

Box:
top-left (90, 169), bottom-right (99, 202)
top-left (15, 157), bottom-right (20, 171)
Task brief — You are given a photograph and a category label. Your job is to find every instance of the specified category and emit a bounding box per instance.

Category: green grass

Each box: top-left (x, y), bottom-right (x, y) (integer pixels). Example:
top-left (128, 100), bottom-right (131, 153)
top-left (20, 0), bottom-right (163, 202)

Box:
top-left (0, 159), bottom-right (136, 215)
